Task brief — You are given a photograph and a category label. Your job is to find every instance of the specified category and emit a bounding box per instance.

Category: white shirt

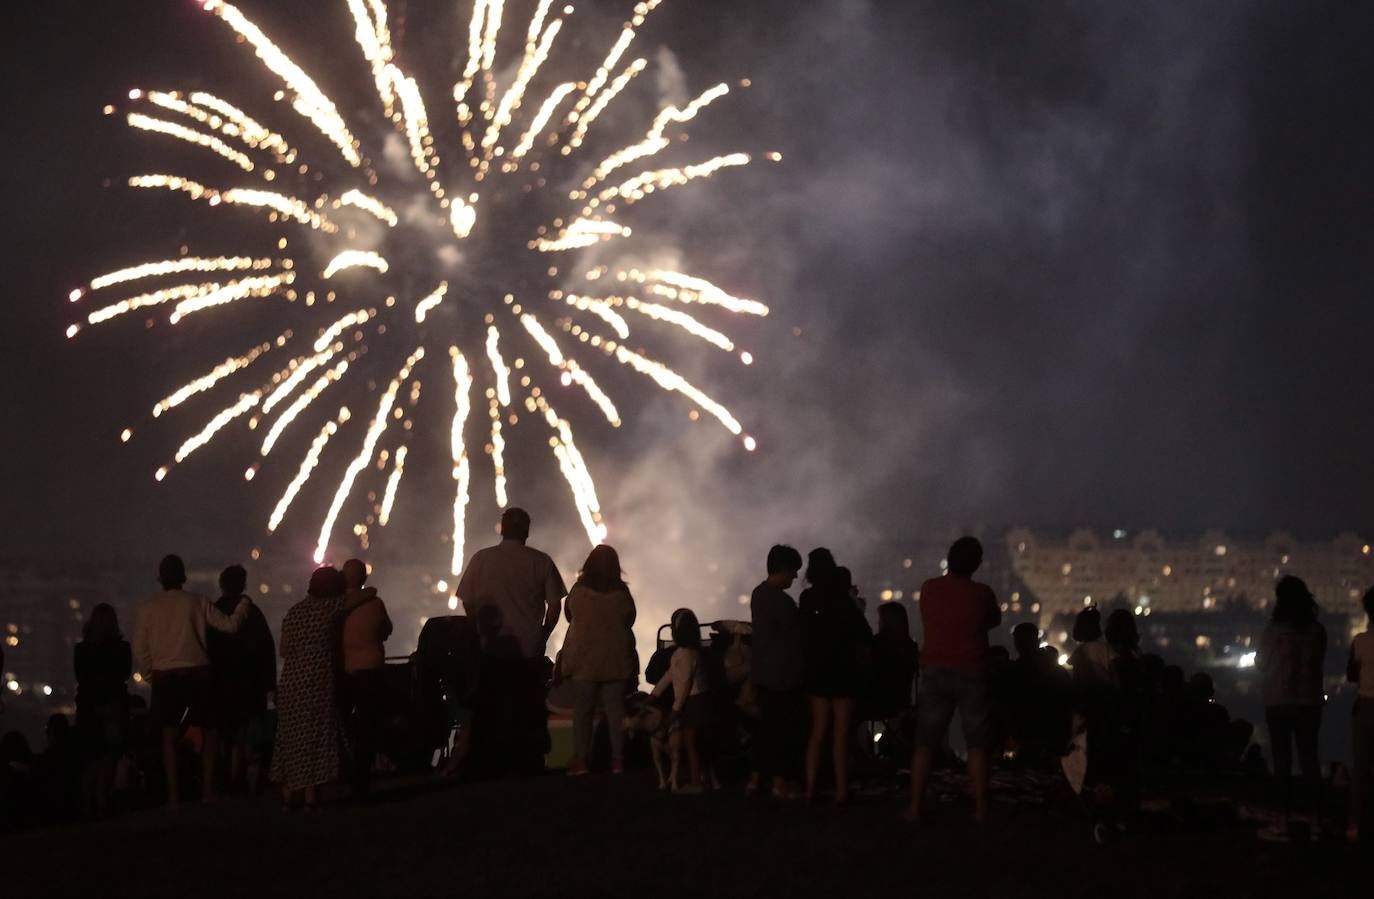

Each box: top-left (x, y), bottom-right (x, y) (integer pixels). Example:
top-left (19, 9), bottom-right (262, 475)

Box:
top-left (133, 588), bottom-right (250, 674)
top-left (651, 647), bottom-right (707, 711)
top-left (456, 540), bottom-right (567, 659)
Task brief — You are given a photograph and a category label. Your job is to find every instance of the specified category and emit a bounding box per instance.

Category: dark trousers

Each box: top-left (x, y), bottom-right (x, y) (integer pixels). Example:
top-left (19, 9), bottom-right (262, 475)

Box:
top-left (472, 656), bottom-right (547, 777)
top-left (345, 669), bottom-right (388, 797)
top-left (1265, 703), bottom-right (1322, 816)
top-left (753, 685), bottom-right (804, 782)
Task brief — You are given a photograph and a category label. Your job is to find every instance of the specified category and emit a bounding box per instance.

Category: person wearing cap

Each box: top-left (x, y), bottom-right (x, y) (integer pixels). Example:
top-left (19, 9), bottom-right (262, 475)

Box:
top-left (132, 554), bottom-right (253, 808)
top-left (271, 566), bottom-right (373, 810)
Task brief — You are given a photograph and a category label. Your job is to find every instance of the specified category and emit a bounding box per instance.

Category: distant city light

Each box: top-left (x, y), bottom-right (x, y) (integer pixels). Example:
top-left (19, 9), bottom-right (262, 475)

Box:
top-left (435, 579), bottom-right (449, 593)
top-left (1238, 651), bottom-right (1257, 668)
top-left (1113, 529), bottom-right (1127, 539)
top-left (447, 596), bottom-right (459, 611)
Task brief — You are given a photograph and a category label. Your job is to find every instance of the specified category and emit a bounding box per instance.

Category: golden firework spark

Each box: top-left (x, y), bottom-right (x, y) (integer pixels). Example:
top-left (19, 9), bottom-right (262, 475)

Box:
top-left (77, 0), bottom-right (776, 572)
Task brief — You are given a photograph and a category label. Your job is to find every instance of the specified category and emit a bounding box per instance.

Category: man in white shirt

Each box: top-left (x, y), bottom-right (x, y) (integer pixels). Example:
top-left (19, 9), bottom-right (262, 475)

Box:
top-left (133, 554), bottom-right (252, 807)
top-left (455, 508), bottom-right (566, 775)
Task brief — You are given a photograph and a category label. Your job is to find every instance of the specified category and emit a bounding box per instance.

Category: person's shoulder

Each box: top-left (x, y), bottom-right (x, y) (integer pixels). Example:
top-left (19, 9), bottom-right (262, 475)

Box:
top-left (751, 581), bottom-right (780, 601)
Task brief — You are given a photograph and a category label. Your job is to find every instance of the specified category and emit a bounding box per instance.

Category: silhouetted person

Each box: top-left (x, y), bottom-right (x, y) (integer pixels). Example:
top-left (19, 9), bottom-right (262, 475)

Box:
top-left (1081, 608), bottom-right (1144, 841)
top-left (651, 608), bottom-right (711, 793)
top-left (1183, 672), bottom-right (1231, 769)
top-left (272, 566), bottom-right (367, 810)
top-left (802, 563), bottom-right (870, 804)
top-left (906, 537), bottom-right (1001, 825)
top-left (748, 544), bottom-right (805, 799)
top-left (207, 564), bottom-right (276, 795)
top-left (1257, 575), bottom-right (1327, 840)
top-left (340, 558), bottom-right (392, 799)
top-left (1347, 586), bottom-right (1374, 843)
top-left (36, 714), bottom-right (80, 822)
top-left (455, 508), bottom-right (567, 776)
top-left (133, 554), bottom-right (252, 808)
top-left (74, 603), bottom-right (131, 818)
top-left (868, 601), bottom-right (919, 720)
top-left (1008, 623), bottom-right (1069, 765)
top-left (1069, 608), bottom-right (1113, 689)
top-left (560, 544), bottom-right (637, 776)
top-left (1, 730), bottom-right (36, 830)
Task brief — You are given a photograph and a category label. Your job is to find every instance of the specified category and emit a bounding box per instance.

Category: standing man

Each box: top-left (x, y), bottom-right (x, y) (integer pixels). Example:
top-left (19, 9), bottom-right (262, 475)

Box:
top-left (206, 564), bottom-right (276, 795)
top-left (133, 554), bottom-right (252, 808)
top-left (906, 536), bottom-right (1002, 825)
top-left (748, 544), bottom-right (805, 799)
top-left (340, 558), bottom-right (392, 799)
top-left (455, 508), bottom-right (567, 776)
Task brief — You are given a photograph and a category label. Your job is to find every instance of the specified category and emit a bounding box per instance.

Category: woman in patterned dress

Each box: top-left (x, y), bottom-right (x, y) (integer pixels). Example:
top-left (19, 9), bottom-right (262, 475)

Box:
top-left (272, 566), bottom-right (365, 809)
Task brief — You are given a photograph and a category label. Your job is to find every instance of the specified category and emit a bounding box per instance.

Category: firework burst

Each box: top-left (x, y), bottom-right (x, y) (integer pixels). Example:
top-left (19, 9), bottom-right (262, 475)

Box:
top-left (69, 0), bottom-right (777, 574)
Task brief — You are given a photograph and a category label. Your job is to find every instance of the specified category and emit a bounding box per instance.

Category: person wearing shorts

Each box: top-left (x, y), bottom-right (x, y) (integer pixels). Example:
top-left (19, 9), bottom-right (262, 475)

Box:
top-left (906, 536), bottom-right (1001, 825)
top-left (134, 554), bottom-right (252, 808)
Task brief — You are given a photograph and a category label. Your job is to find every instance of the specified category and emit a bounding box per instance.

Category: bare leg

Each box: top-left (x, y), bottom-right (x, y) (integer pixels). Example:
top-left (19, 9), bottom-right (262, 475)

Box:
top-left (805, 697), bottom-right (832, 801)
top-left (201, 729), bottom-right (220, 802)
top-left (968, 748), bottom-right (991, 824)
top-left (651, 735), bottom-right (669, 789)
top-left (161, 727), bottom-right (181, 809)
top-left (905, 743), bottom-right (933, 823)
top-left (833, 699), bottom-right (853, 803)
top-left (668, 729), bottom-right (682, 790)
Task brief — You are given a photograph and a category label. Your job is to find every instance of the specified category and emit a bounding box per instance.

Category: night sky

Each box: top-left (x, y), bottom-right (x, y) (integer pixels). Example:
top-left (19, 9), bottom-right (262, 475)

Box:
top-left (4, 1), bottom-right (1374, 606)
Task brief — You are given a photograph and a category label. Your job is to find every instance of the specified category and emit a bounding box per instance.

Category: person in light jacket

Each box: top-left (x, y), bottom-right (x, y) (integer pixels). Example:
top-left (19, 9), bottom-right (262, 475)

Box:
top-left (560, 545), bottom-right (638, 775)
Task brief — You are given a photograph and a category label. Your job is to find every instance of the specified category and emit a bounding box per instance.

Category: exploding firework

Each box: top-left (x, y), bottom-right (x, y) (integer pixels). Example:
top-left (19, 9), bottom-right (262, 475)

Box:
top-left (69, 0), bottom-right (777, 573)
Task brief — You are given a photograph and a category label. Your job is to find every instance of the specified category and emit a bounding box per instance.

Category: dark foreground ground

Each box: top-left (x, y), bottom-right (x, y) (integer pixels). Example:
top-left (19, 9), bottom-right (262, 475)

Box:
top-left (4, 771), bottom-right (1365, 898)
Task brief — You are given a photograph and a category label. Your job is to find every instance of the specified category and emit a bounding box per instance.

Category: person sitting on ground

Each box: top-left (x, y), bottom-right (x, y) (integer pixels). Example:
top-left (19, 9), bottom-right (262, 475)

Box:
top-left (133, 554), bottom-right (253, 808)
top-left (1182, 672), bottom-right (1231, 769)
top-left (340, 558), bottom-right (392, 800)
top-left (651, 608), bottom-right (711, 794)
top-left (272, 566), bottom-right (371, 810)
top-left (35, 714), bottom-right (81, 823)
top-left (906, 537), bottom-right (1001, 825)
top-left (1, 731), bottom-right (36, 830)
top-left (1257, 575), bottom-right (1328, 841)
top-left (560, 544), bottom-right (637, 776)
top-left (1346, 586), bottom-right (1374, 844)
top-left (801, 562), bottom-right (871, 804)
top-left (747, 544), bottom-right (805, 800)
top-left (455, 507), bottom-right (568, 777)
top-left (207, 565), bottom-right (276, 796)
top-left (74, 603), bottom-right (131, 818)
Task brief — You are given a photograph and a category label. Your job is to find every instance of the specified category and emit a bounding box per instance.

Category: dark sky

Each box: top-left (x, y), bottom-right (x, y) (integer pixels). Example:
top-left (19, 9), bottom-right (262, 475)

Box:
top-left (3, 0), bottom-right (1374, 592)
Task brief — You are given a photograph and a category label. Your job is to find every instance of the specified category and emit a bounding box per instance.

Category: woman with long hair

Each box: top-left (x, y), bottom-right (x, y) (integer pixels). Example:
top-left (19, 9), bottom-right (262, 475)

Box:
top-left (1257, 575), bottom-right (1328, 840)
top-left (650, 608), bottom-right (710, 793)
top-left (74, 603), bottom-right (131, 818)
top-left (560, 544), bottom-right (637, 775)
top-left (801, 561), bottom-right (870, 803)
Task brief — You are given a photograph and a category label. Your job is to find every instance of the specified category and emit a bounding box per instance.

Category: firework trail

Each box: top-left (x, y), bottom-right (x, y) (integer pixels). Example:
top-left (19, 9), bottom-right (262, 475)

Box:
top-left (70, 0), bottom-right (777, 577)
